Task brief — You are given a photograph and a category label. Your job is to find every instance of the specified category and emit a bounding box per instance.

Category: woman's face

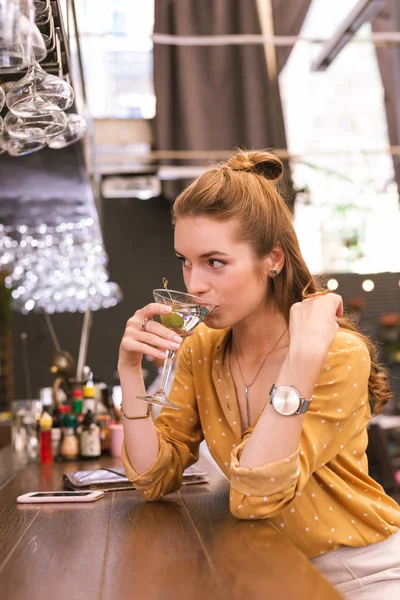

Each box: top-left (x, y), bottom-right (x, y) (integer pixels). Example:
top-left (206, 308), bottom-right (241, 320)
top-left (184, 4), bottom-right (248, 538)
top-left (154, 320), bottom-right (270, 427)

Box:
top-left (174, 216), bottom-right (274, 329)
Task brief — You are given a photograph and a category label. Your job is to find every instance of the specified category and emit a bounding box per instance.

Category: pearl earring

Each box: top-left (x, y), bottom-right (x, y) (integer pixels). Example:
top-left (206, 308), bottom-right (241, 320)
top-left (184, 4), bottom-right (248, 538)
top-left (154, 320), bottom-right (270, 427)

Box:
top-left (270, 268), bottom-right (278, 277)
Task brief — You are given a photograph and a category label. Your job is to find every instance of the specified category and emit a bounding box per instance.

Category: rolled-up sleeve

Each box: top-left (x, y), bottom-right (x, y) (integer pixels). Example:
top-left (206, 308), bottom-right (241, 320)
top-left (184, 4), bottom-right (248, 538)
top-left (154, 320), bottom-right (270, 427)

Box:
top-left (229, 336), bottom-right (371, 519)
top-left (122, 339), bottom-right (204, 501)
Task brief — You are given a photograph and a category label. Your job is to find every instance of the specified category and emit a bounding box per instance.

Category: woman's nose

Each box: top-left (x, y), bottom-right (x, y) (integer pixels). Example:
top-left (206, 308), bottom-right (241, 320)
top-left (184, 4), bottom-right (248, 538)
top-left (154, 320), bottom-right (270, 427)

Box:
top-left (185, 269), bottom-right (209, 297)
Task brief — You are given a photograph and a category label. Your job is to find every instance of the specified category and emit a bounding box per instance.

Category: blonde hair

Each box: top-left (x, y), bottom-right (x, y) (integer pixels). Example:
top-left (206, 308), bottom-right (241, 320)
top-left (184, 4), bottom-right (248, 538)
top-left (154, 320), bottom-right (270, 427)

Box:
top-left (172, 150), bottom-right (390, 414)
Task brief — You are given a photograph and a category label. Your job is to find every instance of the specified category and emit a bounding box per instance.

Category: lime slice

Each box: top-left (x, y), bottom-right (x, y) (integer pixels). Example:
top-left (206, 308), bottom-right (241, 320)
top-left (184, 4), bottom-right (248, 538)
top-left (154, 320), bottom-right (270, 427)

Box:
top-left (161, 312), bottom-right (185, 331)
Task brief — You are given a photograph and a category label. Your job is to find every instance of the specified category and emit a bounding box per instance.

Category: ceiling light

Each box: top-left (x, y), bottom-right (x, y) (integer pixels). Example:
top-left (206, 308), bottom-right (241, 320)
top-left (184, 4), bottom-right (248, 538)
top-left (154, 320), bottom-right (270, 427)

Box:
top-left (327, 278), bottom-right (339, 290)
top-left (362, 279), bottom-right (375, 292)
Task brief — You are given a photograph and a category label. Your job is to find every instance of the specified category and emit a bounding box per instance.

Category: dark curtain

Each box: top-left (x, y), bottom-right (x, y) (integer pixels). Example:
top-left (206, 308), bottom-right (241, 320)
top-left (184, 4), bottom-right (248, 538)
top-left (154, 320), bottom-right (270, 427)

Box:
top-left (271, 0), bottom-right (312, 73)
top-left (372, 0), bottom-right (400, 198)
top-left (153, 0), bottom-right (311, 208)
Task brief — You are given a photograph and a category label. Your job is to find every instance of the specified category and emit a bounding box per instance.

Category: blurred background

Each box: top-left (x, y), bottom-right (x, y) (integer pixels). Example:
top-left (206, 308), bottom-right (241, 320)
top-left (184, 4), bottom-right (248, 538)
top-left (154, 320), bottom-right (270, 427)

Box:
top-left (1, 0), bottom-right (400, 483)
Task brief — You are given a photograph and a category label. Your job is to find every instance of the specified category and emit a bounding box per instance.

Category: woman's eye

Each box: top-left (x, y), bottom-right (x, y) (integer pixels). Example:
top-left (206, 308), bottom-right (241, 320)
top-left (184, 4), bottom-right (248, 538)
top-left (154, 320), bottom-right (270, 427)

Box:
top-left (209, 259), bottom-right (225, 269)
top-left (177, 256), bottom-right (191, 267)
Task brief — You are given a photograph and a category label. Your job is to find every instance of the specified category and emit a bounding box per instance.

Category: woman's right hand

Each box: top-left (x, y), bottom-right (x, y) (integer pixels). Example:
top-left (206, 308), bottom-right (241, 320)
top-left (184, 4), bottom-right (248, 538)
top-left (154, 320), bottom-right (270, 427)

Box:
top-left (118, 303), bottom-right (183, 372)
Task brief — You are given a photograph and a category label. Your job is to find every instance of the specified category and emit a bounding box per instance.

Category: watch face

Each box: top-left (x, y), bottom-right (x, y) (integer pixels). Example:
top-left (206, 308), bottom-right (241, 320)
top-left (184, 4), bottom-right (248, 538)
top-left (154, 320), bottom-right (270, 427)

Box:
top-left (272, 386), bottom-right (301, 416)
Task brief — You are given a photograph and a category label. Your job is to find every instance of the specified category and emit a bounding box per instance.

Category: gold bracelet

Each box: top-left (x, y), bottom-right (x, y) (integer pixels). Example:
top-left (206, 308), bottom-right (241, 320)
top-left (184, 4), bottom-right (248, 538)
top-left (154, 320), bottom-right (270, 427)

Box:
top-left (120, 403), bottom-right (151, 420)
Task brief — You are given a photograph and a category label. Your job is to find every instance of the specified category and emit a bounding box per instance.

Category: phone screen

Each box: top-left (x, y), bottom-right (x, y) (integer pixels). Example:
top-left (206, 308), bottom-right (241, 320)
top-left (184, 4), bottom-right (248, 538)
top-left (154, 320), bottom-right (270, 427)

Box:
top-left (29, 492), bottom-right (93, 497)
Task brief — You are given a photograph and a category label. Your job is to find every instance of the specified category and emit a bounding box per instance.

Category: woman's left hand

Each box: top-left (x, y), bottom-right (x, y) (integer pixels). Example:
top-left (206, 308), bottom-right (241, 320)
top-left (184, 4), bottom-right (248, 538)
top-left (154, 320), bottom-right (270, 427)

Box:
top-left (288, 292), bottom-right (344, 359)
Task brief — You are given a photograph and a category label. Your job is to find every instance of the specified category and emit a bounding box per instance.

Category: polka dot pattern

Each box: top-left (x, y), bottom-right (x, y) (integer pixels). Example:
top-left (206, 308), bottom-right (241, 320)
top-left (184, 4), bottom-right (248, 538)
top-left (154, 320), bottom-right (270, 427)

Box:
top-left (121, 325), bottom-right (400, 559)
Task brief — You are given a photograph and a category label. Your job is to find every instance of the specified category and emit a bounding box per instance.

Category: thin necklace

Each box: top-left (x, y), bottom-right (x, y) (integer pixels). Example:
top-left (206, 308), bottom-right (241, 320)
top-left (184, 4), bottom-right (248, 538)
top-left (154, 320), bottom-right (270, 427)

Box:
top-left (232, 329), bottom-right (287, 429)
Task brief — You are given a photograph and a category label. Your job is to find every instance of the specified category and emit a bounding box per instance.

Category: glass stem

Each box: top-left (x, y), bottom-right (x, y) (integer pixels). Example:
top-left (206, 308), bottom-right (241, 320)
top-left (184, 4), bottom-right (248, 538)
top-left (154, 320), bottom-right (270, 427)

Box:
top-left (157, 349), bottom-right (176, 395)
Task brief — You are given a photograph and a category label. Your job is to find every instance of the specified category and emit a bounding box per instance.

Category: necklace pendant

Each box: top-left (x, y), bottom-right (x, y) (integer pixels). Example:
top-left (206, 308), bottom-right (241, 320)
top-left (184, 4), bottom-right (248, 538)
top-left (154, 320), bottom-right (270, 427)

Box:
top-left (244, 386), bottom-right (251, 429)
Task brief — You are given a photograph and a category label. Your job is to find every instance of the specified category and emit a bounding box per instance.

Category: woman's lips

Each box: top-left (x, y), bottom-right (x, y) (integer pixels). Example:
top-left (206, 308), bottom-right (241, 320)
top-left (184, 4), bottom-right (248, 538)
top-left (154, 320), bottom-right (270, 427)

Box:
top-left (200, 302), bottom-right (218, 310)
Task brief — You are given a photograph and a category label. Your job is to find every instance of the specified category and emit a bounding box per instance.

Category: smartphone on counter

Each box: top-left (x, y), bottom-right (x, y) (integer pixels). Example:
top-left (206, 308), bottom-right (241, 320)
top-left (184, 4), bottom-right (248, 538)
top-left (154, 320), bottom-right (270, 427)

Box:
top-left (17, 490), bottom-right (105, 503)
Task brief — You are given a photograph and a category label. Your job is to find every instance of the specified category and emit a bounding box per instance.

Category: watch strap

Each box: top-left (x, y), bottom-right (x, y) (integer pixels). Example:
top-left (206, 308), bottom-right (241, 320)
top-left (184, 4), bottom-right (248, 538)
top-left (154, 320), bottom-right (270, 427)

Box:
top-left (298, 398), bottom-right (312, 414)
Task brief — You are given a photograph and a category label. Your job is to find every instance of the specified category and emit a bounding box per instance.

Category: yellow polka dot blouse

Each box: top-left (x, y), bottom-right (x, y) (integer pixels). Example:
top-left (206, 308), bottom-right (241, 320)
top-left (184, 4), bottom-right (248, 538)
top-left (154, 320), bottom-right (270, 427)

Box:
top-left (122, 325), bottom-right (400, 558)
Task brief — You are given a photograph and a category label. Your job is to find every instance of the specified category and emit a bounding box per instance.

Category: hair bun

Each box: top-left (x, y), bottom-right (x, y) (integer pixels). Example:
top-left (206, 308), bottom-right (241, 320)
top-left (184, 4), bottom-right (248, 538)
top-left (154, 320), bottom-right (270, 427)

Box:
top-left (226, 150), bottom-right (283, 182)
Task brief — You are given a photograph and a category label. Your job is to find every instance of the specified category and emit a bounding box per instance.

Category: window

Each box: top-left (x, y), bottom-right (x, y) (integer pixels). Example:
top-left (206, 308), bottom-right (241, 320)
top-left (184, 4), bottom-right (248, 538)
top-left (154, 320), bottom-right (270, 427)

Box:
top-left (71, 0), bottom-right (155, 119)
top-left (280, 0), bottom-right (400, 274)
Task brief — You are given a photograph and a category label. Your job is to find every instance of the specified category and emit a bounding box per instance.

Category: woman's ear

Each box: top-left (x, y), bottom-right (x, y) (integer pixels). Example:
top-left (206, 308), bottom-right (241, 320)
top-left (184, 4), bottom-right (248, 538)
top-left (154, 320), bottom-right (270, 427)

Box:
top-left (266, 243), bottom-right (285, 275)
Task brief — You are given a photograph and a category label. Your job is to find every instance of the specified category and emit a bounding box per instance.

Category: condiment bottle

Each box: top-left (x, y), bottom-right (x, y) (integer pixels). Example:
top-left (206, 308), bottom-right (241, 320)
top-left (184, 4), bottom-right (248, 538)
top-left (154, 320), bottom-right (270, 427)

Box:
top-left (50, 407), bottom-right (62, 461)
top-left (53, 405), bottom-right (71, 460)
top-left (103, 385), bottom-right (117, 421)
top-left (39, 410), bottom-right (53, 464)
top-left (97, 414), bottom-right (111, 454)
top-left (83, 381), bottom-right (96, 415)
top-left (95, 381), bottom-right (108, 415)
top-left (79, 410), bottom-right (101, 459)
top-left (60, 414), bottom-right (79, 460)
top-left (73, 388), bottom-right (84, 415)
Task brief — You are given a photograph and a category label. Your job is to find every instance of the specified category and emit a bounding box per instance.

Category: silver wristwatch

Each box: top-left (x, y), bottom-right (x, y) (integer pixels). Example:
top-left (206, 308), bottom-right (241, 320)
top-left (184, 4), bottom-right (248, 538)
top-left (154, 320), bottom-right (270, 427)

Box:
top-left (269, 384), bottom-right (312, 416)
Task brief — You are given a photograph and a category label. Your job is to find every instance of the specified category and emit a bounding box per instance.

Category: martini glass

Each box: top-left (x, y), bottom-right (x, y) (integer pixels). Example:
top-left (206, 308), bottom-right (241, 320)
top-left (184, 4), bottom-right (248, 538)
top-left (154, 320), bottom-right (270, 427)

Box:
top-left (137, 289), bottom-right (215, 410)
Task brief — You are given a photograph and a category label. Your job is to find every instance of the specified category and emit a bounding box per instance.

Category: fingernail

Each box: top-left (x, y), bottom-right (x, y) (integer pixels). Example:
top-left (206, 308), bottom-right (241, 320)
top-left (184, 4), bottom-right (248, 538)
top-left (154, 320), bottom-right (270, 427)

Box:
top-left (172, 335), bottom-right (182, 343)
top-left (159, 351), bottom-right (167, 359)
top-left (170, 342), bottom-right (180, 350)
top-left (164, 306), bottom-right (172, 313)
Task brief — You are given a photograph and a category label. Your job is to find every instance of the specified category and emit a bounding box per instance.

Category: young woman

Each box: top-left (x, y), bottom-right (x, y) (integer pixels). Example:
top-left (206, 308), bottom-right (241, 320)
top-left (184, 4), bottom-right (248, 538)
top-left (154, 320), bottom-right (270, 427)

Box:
top-left (118, 151), bottom-right (400, 598)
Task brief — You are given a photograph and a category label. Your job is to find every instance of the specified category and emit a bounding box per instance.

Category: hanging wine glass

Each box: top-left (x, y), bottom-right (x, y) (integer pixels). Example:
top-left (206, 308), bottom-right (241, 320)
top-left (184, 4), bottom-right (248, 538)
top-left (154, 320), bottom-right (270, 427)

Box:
top-left (0, 85), bottom-right (5, 112)
top-left (6, 62), bottom-right (74, 117)
top-left (4, 109), bottom-right (67, 140)
top-left (0, 117), bottom-right (6, 155)
top-left (0, 0), bottom-right (32, 73)
top-left (28, 18), bottom-right (47, 62)
top-left (7, 135), bottom-right (46, 156)
top-left (0, 2), bottom-right (46, 73)
top-left (18, 0), bottom-right (35, 19)
top-left (48, 114), bottom-right (87, 149)
top-left (4, 220), bottom-right (123, 314)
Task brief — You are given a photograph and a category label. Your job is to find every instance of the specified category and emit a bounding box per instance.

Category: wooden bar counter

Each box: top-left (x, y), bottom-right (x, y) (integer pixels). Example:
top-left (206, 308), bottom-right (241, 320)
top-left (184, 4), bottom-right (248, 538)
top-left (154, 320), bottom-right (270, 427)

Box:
top-left (0, 447), bottom-right (342, 599)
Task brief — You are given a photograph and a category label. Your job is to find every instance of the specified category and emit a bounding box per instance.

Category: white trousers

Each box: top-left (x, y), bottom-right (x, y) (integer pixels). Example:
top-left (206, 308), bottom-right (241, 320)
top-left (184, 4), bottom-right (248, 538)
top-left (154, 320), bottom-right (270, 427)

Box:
top-left (310, 529), bottom-right (400, 598)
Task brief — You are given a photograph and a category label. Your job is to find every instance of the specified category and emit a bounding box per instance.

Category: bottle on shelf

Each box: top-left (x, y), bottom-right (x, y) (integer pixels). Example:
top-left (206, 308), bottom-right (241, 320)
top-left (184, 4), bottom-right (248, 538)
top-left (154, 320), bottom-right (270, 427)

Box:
top-left (79, 409), bottom-right (101, 459)
top-left (39, 409), bottom-right (53, 464)
top-left (103, 385), bottom-right (117, 423)
top-left (50, 406), bottom-right (62, 461)
top-left (83, 374), bottom-right (96, 415)
top-left (72, 386), bottom-right (84, 419)
top-left (95, 380), bottom-right (109, 416)
top-left (60, 413), bottom-right (79, 460)
top-left (97, 414), bottom-right (111, 454)
top-left (40, 387), bottom-right (54, 410)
